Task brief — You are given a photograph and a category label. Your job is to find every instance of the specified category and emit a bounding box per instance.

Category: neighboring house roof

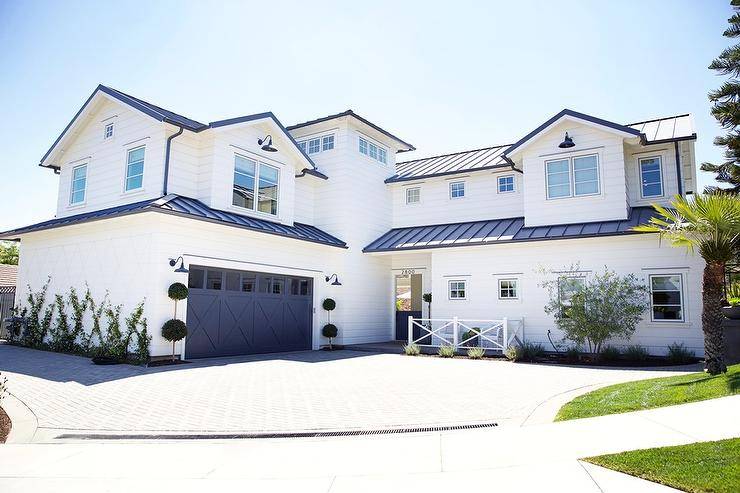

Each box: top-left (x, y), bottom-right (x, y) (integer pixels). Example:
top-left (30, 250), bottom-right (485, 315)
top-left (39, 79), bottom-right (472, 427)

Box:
top-left (0, 195), bottom-right (347, 249)
top-left (286, 110), bottom-right (416, 152)
top-left (0, 264), bottom-right (17, 288)
top-left (388, 111), bottom-right (696, 183)
top-left (363, 206), bottom-right (659, 253)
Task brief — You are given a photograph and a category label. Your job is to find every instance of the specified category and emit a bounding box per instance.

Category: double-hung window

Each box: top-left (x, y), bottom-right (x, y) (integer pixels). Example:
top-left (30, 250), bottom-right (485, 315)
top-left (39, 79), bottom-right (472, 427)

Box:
top-left (498, 175), bottom-right (515, 193)
top-left (640, 156), bottom-right (664, 198)
top-left (498, 279), bottom-right (518, 299)
top-left (125, 147), bottom-right (145, 191)
top-left (406, 187), bottom-right (420, 204)
top-left (450, 181), bottom-right (465, 199)
top-left (232, 154), bottom-right (279, 215)
top-left (650, 274), bottom-right (684, 321)
top-left (449, 280), bottom-right (467, 300)
top-left (546, 154), bottom-right (600, 199)
top-left (70, 164), bottom-right (87, 205)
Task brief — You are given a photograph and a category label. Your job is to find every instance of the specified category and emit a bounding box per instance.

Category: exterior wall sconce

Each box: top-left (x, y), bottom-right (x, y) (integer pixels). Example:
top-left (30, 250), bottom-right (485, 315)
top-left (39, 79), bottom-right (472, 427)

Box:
top-left (325, 274), bottom-right (342, 286)
top-left (558, 132), bottom-right (575, 149)
top-left (169, 256), bottom-right (189, 273)
top-left (258, 135), bottom-right (278, 152)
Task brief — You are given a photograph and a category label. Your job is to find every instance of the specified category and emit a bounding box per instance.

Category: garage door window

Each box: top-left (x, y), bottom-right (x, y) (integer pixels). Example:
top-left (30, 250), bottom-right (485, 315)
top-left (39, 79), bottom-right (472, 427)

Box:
top-left (225, 271), bottom-right (240, 291)
top-left (242, 275), bottom-right (256, 292)
top-left (188, 268), bottom-right (204, 289)
top-left (259, 276), bottom-right (284, 294)
top-left (207, 270), bottom-right (223, 290)
top-left (291, 278), bottom-right (310, 296)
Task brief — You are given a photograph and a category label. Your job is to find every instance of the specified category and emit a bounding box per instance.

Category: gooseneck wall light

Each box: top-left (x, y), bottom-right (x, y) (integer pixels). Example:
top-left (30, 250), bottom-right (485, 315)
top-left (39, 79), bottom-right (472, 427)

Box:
top-left (558, 132), bottom-right (575, 149)
top-left (169, 256), bottom-right (189, 273)
top-left (258, 135), bottom-right (278, 152)
top-left (325, 274), bottom-right (342, 286)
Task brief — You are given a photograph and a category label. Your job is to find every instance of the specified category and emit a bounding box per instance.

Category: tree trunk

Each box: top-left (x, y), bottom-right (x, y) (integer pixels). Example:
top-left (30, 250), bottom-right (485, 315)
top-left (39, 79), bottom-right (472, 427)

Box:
top-left (172, 340), bottom-right (176, 363)
top-left (703, 262), bottom-right (727, 374)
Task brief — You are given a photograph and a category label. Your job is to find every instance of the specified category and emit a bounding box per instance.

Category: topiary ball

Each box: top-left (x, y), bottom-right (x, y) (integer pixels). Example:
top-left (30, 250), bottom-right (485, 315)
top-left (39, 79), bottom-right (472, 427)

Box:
top-left (168, 282), bottom-right (189, 301)
top-left (322, 298), bottom-right (336, 311)
top-left (322, 323), bottom-right (338, 338)
top-left (161, 318), bottom-right (188, 342)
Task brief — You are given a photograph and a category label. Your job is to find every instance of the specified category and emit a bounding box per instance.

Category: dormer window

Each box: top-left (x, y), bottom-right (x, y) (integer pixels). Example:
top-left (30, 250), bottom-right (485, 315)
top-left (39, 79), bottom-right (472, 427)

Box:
top-left (104, 123), bottom-right (114, 140)
top-left (232, 154), bottom-right (279, 216)
top-left (297, 133), bottom-right (335, 155)
top-left (308, 138), bottom-right (321, 154)
top-left (640, 156), bottom-right (664, 198)
top-left (359, 136), bottom-right (388, 164)
top-left (545, 154), bottom-right (600, 199)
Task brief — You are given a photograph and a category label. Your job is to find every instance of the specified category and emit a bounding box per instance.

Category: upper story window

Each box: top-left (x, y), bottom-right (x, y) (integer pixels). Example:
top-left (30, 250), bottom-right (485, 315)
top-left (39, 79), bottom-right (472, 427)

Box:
top-left (125, 146), bottom-right (145, 191)
top-left (406, 187), bottom-right (421, 204)
top-left (545, 154), bottom-right (600, 200)
top-left (232, 154), bottom-right (279, 216)
top-left (297, 133), bottom-right (335, 155)
top-left (650, 274), bottom-right (684, 322)
top-left (498, 175), bottom-right (515, 193)
top-left (359, 136), bottom-right (388, 164)
top-left (69, 164), bottom-right (87, 205)
top-left (640, 156), bottom-right (664, 198)
top-left (322, 135), bottom-right (334, 151)
top-left (448, 280), bottom-right (467, 300)
top-left (104, 123), bottom-right (114, 140)
top-left (498, 279), bottom-right (518, 299)
top-left (449, 181), bottom-right (465, 199)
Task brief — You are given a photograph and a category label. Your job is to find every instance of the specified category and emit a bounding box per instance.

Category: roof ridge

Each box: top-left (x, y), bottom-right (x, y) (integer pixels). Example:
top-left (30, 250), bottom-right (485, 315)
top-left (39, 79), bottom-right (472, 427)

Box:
top-left (397, 144), bottom-right (513, 166)
top-left (626, 113), bottom-right (691, 126)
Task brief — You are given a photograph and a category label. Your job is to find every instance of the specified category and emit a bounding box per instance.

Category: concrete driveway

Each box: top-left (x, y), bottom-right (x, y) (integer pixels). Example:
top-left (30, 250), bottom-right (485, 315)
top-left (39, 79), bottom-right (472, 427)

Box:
top-left (0, 344), bottom-right (696, 441)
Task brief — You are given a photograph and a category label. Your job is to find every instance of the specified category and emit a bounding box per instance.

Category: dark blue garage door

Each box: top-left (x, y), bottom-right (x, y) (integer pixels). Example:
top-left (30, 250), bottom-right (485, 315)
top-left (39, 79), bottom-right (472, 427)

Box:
top-left (185, 266), bottom-right (313, 358)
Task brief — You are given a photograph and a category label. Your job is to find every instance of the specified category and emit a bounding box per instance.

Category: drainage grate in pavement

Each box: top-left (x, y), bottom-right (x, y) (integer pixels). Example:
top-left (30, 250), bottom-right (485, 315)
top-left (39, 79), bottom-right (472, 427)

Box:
top-left (55, 422), bottom-right (498, 440)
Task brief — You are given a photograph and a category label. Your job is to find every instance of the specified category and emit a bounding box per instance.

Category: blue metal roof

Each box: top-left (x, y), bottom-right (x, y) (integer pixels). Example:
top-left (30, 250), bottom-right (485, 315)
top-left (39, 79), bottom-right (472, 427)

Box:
top-left (0, 195), bottom-right (347, 248)
top-left (363, 207), bottom-right (660, 253)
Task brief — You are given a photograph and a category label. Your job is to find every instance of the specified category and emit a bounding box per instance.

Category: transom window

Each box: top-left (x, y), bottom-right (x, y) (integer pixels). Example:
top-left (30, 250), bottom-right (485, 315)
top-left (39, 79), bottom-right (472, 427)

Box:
top-left (359, 136), bottom-right (388, 164)
top-left (322, 135), bottom-right (334, 151)
top-left (640, 156), bottom-right (664, 198)
top-left (498, 279), bottom-right (518, 299)
top-left (546, 154), bottom-right (600, 199)
top-left (406, 187), bottom-right (421, 204)
top-left (297, 133), bottom-right (335, 155)
top-left (650, 274), bottom-right (684, 322)
top-left (498, 175), bottom-right (515, 193)
top-left (125, 146), bottom-right (145, 191)
top-left (104, 123), bottom-right (114, 140)
top-left (448, 280), bottom-right (467, 300)
top-left (308, 138), bottom-right (321, 154)
top-left (450, 181), bottom-right (465, 199)
top-left (232, 154), bottom-right (279, 216)
top-left (69, 164), bottom-right (87, 205)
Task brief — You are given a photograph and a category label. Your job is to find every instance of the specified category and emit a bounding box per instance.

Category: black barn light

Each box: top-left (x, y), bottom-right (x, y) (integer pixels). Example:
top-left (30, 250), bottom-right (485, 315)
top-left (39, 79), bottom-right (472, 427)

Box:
top-left (558, 132), bottom-right (575, 149)
top-left (169, 256), bottom-right (189, 273)
top-left (325, 274), bottom-right (342, 286)
top-left (258, 135), bottom-right (278, 152)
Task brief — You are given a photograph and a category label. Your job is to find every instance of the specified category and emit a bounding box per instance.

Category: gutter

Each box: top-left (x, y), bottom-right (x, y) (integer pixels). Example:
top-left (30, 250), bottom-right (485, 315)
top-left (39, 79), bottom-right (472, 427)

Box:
top-left (295, 168), bottom-right (329, 180)
top-left (162, 126), bottom-right (185, 195)
top-left (502, 155), bottom-right (523, 174)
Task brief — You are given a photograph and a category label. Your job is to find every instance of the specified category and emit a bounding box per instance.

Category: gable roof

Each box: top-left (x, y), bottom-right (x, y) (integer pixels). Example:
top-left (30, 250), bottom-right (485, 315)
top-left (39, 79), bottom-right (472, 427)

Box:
top-left (364, 206), bottom-right (659, 253)
top-left (0, 195), bottom-right (347, 249)
top-left (40, 85), bottom-right (320, 173)
top-left (286, 110), bottom-right (415, 152)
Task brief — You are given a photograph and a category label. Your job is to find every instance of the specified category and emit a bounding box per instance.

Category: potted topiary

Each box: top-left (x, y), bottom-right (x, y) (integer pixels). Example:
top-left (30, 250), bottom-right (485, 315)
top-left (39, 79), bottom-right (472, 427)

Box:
top-left (322, 324), bottom-right (338, 350)
top-left (168, 282), bottom-right (188, 318)
top-left (161, 319), bottom-right (187, 362)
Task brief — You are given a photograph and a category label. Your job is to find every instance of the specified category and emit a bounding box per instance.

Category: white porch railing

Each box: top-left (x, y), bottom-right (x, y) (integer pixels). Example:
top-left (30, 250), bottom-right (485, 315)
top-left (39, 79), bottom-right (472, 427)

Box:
top-left (407, 317), bottom-right (525, 352)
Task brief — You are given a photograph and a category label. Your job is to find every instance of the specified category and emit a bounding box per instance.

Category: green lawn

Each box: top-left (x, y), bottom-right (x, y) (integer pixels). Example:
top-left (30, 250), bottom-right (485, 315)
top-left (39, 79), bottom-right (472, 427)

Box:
top-left (556, 363), bottom-right (739, 421)
top-left (584, 438), bottom-right (740, 493)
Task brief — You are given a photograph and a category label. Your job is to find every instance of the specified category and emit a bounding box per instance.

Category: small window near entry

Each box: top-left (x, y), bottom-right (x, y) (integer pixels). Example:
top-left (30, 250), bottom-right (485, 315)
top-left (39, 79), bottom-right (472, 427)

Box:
top-left (640, 157), bottom-right (664, 198)
top-left (322, 135), bottom-right (334, 151)
top-left (406, 187), bottom-right (420, 204)
top-left (225, 271), bottom-right (240, 291)
top-left (241, 276), bottom-right (256, 293)
top-left (104, 123), bottom-right (114, 140)
top-left (450, 181), bottom-right (465, 199)
top-left (449, 280), bottom-right (467, 300)
top-left (650, 274), bottom-right (684, 321)
top-left (125, 146), bottom-right (145, 191)
top-left (498, 279), bottom-right (518, 299)
top-left (308, 138), bottom-right (321, 154)
top-left (188, 268), bottom-right (205, 289)
top-left (70, 164), bottom-right (87, 205)
top-left (498, 175), bottom-right (514, 193)
top-left (207, 270), bottom-right (223, 290)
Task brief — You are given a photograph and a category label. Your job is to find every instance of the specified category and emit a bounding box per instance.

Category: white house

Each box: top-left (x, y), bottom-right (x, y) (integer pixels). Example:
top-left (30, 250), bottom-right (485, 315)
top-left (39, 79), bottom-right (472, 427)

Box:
top-left (0, 85), bottom-right (704, 358)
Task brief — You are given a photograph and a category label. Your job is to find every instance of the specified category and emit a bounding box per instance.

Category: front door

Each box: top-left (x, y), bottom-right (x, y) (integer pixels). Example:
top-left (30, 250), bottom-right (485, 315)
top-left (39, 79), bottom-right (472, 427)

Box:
top-left (395, 273), bottom-right (423, 341)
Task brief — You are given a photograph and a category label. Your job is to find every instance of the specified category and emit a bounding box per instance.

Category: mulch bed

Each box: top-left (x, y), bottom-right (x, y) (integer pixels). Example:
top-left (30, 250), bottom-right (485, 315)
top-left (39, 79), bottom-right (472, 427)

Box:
top-left (0, 405), bottom-right (11, 443)
top-left (147, 359), bottom-right (190, 368)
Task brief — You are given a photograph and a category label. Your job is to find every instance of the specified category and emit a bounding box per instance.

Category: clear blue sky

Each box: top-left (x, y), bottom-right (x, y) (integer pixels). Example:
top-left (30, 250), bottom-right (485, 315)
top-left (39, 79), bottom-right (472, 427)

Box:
top-left (0, 0), bottom-right (732, 231)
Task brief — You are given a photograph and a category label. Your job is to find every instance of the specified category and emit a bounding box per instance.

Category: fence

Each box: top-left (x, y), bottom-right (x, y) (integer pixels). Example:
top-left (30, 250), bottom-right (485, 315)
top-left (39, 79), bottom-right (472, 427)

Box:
top-left (407, 316), bottom-right (524, 352)
top-left (0, 286), bottom-right (16, 339)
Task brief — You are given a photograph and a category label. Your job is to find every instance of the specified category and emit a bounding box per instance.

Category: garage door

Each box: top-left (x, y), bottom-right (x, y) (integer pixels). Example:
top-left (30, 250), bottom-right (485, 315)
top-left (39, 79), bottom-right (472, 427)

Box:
top-left (185, 266), bottom-right (313, 358)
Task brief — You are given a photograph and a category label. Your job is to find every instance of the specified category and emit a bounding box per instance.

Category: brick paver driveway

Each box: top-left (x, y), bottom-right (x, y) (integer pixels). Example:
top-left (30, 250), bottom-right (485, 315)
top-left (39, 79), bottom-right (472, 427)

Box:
top-left (0, 344), bottom-right (694, 439)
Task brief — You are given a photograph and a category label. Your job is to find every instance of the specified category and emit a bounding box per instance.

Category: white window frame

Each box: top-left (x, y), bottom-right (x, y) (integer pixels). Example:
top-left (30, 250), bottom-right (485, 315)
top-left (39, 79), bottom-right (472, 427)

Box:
top-left (231, 153), bottom-right (280, 217)
top-left (545, 153), bottom-right (601, 200)
top-left (449, 181), bottom-right (466, 199)
top-left (497, 174), bottom-right (515, 193)
top-left (448, 280), bottom-right (467, 300)
top-left (639, 156), bottom-right (664, 199)
top-left (498, 279), bottom-right (519, 300)
top-left (405, 187), bottom-right (421, 205)
top-left (124, 145), bottom-right (145, 192)
top-left (307, 137), bottom-right (321, 154)
top-left (358, 135), bottom-right (389, 164)
top-left (104, 123), bottom-right (114, 140)
top-left (649, 274), bottom-right (685, 323)
top-left (297, 133), bottom-right (335, 156)
top-left (322, 135), bottom-right (334, 151)
top-left (69, 163), bottom-right (87, 205)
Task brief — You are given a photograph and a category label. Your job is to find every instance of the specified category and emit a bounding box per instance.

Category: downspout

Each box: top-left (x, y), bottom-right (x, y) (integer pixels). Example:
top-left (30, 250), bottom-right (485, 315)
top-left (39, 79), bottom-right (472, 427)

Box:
top-left (674, 141), bottom-right (684, 196)
top-left (162, 125), bottom-right (185, 196)
top-left (502, 155), bottom-right (523, 173)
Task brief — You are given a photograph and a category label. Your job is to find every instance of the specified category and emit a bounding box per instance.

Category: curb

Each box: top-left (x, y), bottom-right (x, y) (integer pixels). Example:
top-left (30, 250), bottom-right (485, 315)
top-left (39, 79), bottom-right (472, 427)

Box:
top-left (3, 392), bottom-right (38, 443)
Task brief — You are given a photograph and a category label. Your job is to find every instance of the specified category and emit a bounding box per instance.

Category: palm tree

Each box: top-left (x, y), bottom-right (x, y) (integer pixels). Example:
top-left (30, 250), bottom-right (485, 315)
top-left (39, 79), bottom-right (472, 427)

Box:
top-left (634, 193), bottom-right (740, 374)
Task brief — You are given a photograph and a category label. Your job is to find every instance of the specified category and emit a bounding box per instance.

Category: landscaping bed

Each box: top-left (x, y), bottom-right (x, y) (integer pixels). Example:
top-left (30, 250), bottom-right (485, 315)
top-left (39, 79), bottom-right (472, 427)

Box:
top-left (0, 406), bottom-right (10, 443)
top-left (556, 363), bottom-right (739, 421)
top-left (584, 438), bottom-right (740, 493)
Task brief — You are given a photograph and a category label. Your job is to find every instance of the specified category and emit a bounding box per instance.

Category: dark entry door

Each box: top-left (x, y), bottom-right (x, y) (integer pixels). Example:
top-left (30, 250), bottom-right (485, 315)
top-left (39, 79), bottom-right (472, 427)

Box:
top-left (395, 272), bottom-right (423, 341)
top-left (185, 266), bottom-right (313, 358)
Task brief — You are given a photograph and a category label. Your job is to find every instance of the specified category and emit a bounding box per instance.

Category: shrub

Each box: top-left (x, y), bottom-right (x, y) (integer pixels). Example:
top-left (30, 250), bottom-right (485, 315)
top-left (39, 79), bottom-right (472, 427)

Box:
top-left (624, 344), bottom-right (649, 362)
top-left (666, 342), bottom-right (695, 365)
top-left (161, 319), bottom-right (188, 362)
top-left (438, 344), bottom-right (455, 358)
top-left (520, 342), bottom-right (545, 361)
top-left (49, 293), bottom-right (75, 353)
top-left (322, 298), bottom-right (336, 311)
top-left (23, 278), bottom-right (51, 347)
top-left (167, 282), bottom-right (188, 301)
top-left (68, 287), bottom-right (89, 347)
top-left (504, 345), bottom-right (519, 361)
top-left (565, 346), bottom-right (580, 361)
top-left (125, 301), bottom-right (149, 365)
top-left (322, 323), bottom-right (338, 349)
top-left (467, 346), bottom-right (485, 359)
top-left (403, 343), bottom-right (421, 356)
top-left (600, 345), bottom-right (621, 362)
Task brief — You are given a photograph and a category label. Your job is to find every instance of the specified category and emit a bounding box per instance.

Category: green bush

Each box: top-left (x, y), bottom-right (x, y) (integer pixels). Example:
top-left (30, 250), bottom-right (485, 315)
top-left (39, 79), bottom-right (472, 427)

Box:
top-left (504, 342), bottom-right (546, 362)
top-left (167, 282), bottom-right (188, 301)
top-left (322, 298), bottom-right (336, 311)
top-left (161, 318), bottom-right (187, 362)
top-left (624, 344), bottom-right (649, 362)
top-left (600, 345), bottom-right (621, 362)
top-left (321, 323), bottom-right (338, 338)
top-left (565, 346), bottom-right (581, 361)
top-left (505, 345), bottom-right (519, 361)
top-left (438, 344), bottom-right (455, 358)
top-left (467, 346), bottom-right (485, 359)
top-left (403, 343), bottom-right (421, 356)
top-left (667, 342), bottom-right (695, 365)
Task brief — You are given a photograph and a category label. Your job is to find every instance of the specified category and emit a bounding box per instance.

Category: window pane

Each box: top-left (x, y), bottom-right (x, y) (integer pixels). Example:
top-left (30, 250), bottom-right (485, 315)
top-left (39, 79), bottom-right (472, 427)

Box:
top-left (322, 135), bottom-right (334, 151)
top-left (378, 148), bottom-right (387, 163)
top-left (548, 183), bottom-right (571, 198)
top-left (128, 147), bottom-right (145, 163)
top-left (73, 166), bottom-right (87, 180)
top-left (652, 275), bottom-right (681, 291)
top-left (257, 164), bottom-right (279, 215)
top-left (575, 180), bottom-right (599, 195)
top-left (233, 156), bottom-right (256, 209)
top-left (406, 188), bottom-right (420, 203)
top-left (547, 159), bottom-right (569, 174)
top-left (71, 190), bottom-right (85, 204)
top-left (498, 176), bottom-right (514, 192)
top-left (308, 138), bottom-right (321, 154)
top-left (126, 175), bottom-right (143, 191)
top-left (653, 306), bottom-right (682, 320)
top-left (271, 278), bottom-right (284, 294)
top-left (359, 138), bottom-right (368, 155)
top-left (127, 161), bottom-right (144, 177)
top-left (653, 291), bottom-right (682, 304)
top-left (241, 276), bottom-right (255, 292)
top-left (188, 268), bottom-right (204, 289)
top-left (573, 155), bottom-right (599, 196)
top-left (225, 271), bottom-right (240, 291)
top-left (207, 270), bottom-right (223, 290)
top-left (651, 275), bottom-right (683, 321)
top-left (641, 158), bottom-right (663, 197)
top-left (298, 141), bottom-right (307, 153)
top-left (125, 147), bottom-right (145, 191)
top-left (450, 182), bottom-right (465, 198)
top-left (369, 143), bottom-right (378, 159)
top-left (259, 277), bottom-right (272, 293)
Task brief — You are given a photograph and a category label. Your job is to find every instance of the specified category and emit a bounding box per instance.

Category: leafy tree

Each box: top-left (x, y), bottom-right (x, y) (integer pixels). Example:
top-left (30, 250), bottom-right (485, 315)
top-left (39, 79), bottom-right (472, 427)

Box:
top-left (703, 0), bottom-right (740, 193)
top-left (0, 241), bottom-right (18, 265)
top-left (635, 194), bottom-right (740, 374)
top-left (541, 268), bottom-right (651, 355)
